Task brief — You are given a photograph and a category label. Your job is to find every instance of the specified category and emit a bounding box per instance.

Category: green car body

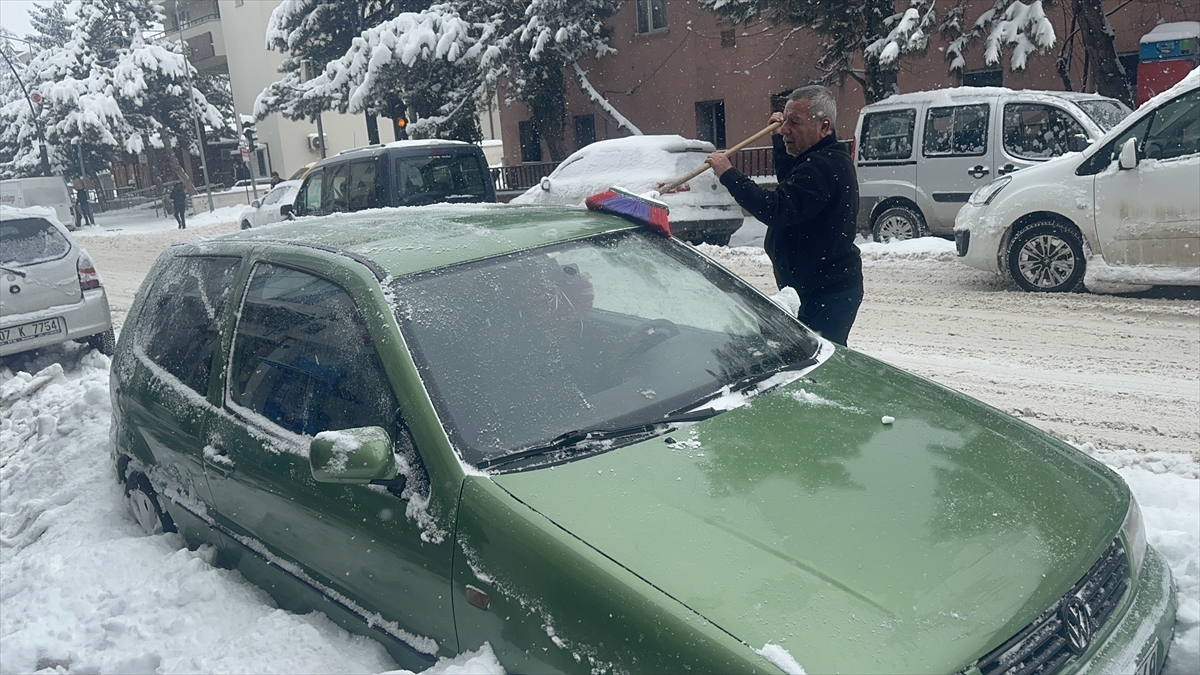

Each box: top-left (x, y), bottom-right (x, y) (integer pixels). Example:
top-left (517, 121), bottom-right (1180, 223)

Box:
top-left (109, 205), bottom-right (1175, 674)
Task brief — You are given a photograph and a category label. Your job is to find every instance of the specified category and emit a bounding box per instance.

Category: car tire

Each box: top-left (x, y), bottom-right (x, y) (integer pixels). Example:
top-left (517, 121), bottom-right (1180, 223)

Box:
top-left (241, 220), bottom-right (251, 230)
top-left (124, 471), bottom-right (175, 536)
top-left (87, 328), bottom-right (116, 356)
top-left (872, 206), bottom-right (926, 243)
top-left (701, 233), bottom-right (732, 246)
top-left (1007, 220), bottom-right (1085, 293)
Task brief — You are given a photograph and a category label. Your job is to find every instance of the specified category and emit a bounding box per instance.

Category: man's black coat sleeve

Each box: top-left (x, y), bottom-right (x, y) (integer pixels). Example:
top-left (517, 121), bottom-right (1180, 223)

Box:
top-left (718, 157), bottom-right (833, 235)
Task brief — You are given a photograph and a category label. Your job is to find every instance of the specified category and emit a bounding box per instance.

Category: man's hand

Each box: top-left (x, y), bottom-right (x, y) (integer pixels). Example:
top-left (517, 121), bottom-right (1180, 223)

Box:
top-left (706, 152), bottom-right (733, 177)
top-left (769, 111), bottom-right (785, 126)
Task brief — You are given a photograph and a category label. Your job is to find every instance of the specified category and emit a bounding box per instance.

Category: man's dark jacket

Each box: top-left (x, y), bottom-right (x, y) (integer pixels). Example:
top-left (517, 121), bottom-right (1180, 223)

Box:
top-left (719, 133), bottom-right (862, 298)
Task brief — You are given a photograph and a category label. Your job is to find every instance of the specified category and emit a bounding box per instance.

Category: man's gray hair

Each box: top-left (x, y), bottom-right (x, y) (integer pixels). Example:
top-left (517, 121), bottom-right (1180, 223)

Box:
top-left (788, 85), bottom-right (837, 126)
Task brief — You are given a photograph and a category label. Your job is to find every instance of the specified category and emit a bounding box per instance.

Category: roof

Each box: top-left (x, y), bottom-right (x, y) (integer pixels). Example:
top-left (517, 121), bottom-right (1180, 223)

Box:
top-left (204, 204), bottom-right (633, 278)
top-left (1141, 21), bottom-right (1200, 43)
top-left (867, 86), bottom-right (1115, 108)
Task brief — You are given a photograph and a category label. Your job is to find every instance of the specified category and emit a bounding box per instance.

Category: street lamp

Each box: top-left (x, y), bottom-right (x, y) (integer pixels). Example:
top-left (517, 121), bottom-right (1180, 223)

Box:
top-left (0, 37), bottom-right (52, 177)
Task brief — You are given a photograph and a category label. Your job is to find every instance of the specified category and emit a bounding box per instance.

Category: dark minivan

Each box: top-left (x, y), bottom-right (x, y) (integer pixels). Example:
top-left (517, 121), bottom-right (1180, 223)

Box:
top-left (292, 140), bottom-right (495, 217)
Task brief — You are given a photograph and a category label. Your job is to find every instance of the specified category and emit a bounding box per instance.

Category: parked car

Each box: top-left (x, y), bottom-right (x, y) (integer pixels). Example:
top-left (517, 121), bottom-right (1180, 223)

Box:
top-left (1, 205), bottom-right (114, 357)
top-left (854, 87), bottom-right (1130, 242)
top-left (239, 179), bottom-right (301, 229)
top-left (956, 68), bottom-right (1199, 292)
top-left (510, 135), bottom-right (744, 245)
top-left (0, 176), bottom-right (76, 229)
top-left (293, 140), bottom-right (495, 218)
top-left (288, 161), bottom-right (317, 181)
top-left (110, 205), bottom-right (1175, 674)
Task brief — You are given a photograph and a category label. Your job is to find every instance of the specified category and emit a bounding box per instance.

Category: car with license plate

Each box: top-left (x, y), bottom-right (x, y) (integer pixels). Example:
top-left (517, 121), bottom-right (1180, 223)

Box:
top-left (110, 204), bottom-right (1176, 674)
top-left (1, 205), bottom-right (114, 357)
top-left (239, 180), bottom-right (301, 229)
top-left (955, 68), bottom-right (1199, 292)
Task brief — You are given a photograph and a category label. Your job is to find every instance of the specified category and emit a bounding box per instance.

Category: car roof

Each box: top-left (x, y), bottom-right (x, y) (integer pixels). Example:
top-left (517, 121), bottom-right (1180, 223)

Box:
top-left (0, 204), bottom-right (72, 235)
top-left (316, 139), bottom-right (480, 165)
top-left (200, 204), bottom-right (633, 278)
top-left (865, 86), bottom-right (1117, 108)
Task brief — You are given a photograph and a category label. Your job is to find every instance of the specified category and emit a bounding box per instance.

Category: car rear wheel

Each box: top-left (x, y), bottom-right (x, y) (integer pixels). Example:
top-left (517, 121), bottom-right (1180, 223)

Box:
top-left (1007, 221), bottom-right (1085, 293)
top-left (124, 471), bottom-right (175, 536)
top-left (86, 328), bottom-right (116, 356)
top-left (872, 205), bottom-right (926, 243)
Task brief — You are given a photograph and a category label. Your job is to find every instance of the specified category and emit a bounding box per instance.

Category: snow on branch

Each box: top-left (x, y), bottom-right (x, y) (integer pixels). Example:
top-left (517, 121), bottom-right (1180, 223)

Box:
top-left (865, 3), bottom-right (937, 66)
top-left (981, 1), bottom-right (1056, 71)
top-left (570, 61), bottom-right (641, 136)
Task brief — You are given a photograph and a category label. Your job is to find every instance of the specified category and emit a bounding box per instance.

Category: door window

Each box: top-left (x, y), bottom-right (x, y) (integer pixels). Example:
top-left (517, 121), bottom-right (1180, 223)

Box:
top-left (228, 263), bottom-right (399, 437)
top-left (322, 163), bottom-right (349, 213)
top-left (1003, 104), bottom-right (1088, 159)
top-left (299, 171), bottom-right (323, 214)
top-left (347, 159), bottom-right (383, 211)
top-left (923, 104), bottom-right (990, 156)
top-left (859, 109), bottom-right (916, 160)
top-left (1143, 90), bottom-right (1200, 161)
top-left (136, 256), bottom-right (242, 396)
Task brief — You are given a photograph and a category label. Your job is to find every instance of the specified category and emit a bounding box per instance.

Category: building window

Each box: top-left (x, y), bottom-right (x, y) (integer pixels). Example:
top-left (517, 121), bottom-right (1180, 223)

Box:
top-left (636, 0), bottom-right (668, 35)
top-left (574, 115), bottom-right (596, 150)
top-left (721, 30), bottom-right (736, 48)
top-left (962, 69), bottom-right (1003, 88)
top-left (1118, 52), bottom-right (1138, 95)
top-left (696, 100), bottom-right (726, 149)
top-left (519, 121), bottom-right (542, 163)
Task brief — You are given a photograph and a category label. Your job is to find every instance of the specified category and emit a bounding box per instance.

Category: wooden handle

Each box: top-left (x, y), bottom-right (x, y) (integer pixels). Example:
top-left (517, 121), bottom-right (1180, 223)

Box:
top-left (658, 121), bottom-right (782, 193)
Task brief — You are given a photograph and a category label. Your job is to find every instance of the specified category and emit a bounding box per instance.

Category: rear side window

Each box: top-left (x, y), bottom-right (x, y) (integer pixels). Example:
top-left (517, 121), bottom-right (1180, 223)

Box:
top-left (1003, 104), bottom-right (1088, 158)
top-left (923, 104), bottom-right (990, 156)
top-left (0, 217), bottom-right (70, 265)
top-left (228, 263), bottom-right (398, 436)
top-left (396, 154), bottom-right (488, 206)
top-left (136, 256), bottom-right (242, 396)
top-left (859, 109), bottom-right (916, 160)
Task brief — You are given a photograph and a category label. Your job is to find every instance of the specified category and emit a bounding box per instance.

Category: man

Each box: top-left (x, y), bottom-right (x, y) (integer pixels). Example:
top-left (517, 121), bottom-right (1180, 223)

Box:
top-left (169, 183), bottom-right (187, 229)
top-left (75, 184), bottom-right (94, 226)
top-left (269, 170), bottom-right (282, 188)
top-left (705, 85), bottom-right (863, 346)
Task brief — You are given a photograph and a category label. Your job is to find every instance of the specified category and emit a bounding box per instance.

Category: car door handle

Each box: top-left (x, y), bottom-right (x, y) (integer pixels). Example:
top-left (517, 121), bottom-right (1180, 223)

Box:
top-left (203, 445), bottom-right (235, 476)
top-left (967, 165), bottom-right (991, 179)
top-left (997, 163), bottom-right (1019, 176)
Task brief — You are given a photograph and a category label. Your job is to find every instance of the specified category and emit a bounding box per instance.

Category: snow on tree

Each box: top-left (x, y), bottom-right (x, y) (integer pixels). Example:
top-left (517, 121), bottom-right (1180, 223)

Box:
top-left (943, 1), bottom-right (1056, 75)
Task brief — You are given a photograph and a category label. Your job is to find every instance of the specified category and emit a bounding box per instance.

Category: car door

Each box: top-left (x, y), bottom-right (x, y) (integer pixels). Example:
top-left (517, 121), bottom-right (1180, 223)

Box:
top-left (918, 100), bottom-right (996, 232)
top-left (1095, 89), bottom-right (1200, 268)
top-left (202, 260), bottom-right (455, 668)
top-left (295, 169), bottom-right (324, 217)
top-left (999, 102), bottom-right (1091, 177)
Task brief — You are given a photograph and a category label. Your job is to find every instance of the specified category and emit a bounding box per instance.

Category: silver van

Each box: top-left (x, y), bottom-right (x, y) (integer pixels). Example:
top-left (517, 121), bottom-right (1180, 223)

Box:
top-left (853, 88), bottom-right (1130, 241)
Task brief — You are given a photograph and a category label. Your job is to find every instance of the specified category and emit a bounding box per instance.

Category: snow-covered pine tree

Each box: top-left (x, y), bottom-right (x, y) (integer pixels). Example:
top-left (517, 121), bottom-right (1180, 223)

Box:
top-left (942, 1), bottom-right (1057, 81)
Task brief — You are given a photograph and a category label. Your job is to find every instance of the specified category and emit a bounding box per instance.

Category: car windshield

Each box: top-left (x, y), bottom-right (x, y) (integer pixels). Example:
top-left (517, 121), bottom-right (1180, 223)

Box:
top-left (396, 154), bottom-right (488, 206)
top-left (1076, 99), bottom-right (1131, 131)
top-left (0, 217), bottom-right (70, 266)
top-left (391, 231), bottom-right (819, 467)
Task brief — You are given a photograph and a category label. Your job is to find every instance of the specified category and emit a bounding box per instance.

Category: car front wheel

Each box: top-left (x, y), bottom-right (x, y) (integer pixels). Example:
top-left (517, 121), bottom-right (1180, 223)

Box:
top-left (124, 471), bottom-right (175, 535)
top-left (240, 220), bottom-right (251, 230)
top-left (1007, 221), bottom-right (1085, 292)
top-left (872, 205), bottom-right (926, 243)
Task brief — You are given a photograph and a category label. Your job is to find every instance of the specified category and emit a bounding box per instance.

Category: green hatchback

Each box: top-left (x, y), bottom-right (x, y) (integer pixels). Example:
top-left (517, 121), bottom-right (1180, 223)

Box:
top-left (110, 205), bottom-right (1175, 674)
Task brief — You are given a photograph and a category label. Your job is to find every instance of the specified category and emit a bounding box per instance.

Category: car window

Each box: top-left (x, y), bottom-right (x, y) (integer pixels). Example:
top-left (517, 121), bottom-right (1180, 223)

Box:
top-left (859, 108), bottom-right (916, 160)
top-left (1075, 99), bottom-right (1130, 131)
top-left (135, 256), bottom-right (242, 396)
top-left (260, 186), bottom-right (286, 206)
top-left (1003, 104), bottom-right (1088, 159)
top-left (323, 162), bottom-right (349, 213)
top-left (396, 154), bottom-right (488, 206)
top-left (1143, 89), bottom-right (1200, 161)
top-left (228, 263), bottom-right (400, 437)
top-left (299, 171), bottom-right (323, 214)
top-left (393, 231), bottom-right (819, 466)
top-left (348, 159), bottom-right (383, 211)
top-left (0, 217), bottom-right (70, 266)
top-left (923, 104), bottom-right (989, 156)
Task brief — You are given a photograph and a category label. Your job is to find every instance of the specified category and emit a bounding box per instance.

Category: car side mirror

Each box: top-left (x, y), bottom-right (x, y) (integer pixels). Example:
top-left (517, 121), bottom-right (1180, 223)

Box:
top-left (251, 200), bottom-right (260, 208)
top-left (540, 177), bottom-right (552, 192)
top-left (309, 426), bottom-right (397, 484)
top-left (280, 203), bottom-right (293, 219)
top-left (1118, 137), bottom-right (1139, 170)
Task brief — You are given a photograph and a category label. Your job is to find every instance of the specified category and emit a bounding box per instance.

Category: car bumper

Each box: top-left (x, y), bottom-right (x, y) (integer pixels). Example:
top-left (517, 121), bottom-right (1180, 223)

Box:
top-left (1, 288), bottom-right (112, 356)
top-left (954, 202), bottom-right (1005, 274)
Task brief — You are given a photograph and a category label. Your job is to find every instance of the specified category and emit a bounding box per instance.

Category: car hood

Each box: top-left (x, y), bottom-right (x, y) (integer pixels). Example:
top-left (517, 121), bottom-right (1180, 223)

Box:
top-left (492, 349), bottom-right (1127, 673)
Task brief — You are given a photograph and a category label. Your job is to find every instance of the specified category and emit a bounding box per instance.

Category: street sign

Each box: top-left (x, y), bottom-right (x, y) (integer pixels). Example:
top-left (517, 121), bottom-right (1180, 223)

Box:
top-left (240, 146), bottom-right (250, 160)
top-left (29, 92), bottom-right (41, 104)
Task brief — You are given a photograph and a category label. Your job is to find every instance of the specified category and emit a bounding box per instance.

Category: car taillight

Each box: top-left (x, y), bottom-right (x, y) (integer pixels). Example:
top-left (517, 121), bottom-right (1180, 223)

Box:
top-left (78, 252), bottom-right (101, 290)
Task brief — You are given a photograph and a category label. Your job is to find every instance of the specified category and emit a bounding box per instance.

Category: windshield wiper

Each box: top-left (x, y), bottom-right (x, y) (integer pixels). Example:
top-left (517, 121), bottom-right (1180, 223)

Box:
top-left (1, 265), bottom-right (27, 278)
top-left (478, 408), bottom-right (720, 470)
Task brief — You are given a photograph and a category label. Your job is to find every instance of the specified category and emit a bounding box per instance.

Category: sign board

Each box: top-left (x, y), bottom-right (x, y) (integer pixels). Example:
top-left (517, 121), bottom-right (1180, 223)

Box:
top-left (29, 92), bottom-right (41, 104)
top-left (240, 146), bottom-right (250, 160)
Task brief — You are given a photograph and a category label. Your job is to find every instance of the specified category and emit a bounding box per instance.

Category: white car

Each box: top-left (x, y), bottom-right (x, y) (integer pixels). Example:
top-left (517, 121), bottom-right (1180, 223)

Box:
top-left (1, 205), bottom-right (114, 357)
top-left (510, 135), bottom-right (744, 245)
top-left (956, 68), bottom-right (1199, 292)
top-left (238, 180), bottom-right (301, 229)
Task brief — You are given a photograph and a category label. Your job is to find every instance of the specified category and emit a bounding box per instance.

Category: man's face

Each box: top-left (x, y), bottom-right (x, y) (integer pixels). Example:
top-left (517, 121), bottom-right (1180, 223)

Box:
top-left (780, 99), bottom-right (831, 157)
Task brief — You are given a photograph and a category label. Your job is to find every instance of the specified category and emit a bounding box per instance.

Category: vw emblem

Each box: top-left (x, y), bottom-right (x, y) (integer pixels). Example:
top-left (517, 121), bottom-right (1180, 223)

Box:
top-left (1060, 596), bottom-right (1094, 653)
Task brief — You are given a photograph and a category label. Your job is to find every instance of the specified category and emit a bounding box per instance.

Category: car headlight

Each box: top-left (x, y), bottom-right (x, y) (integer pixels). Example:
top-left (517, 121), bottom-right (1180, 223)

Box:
top-left (968, 177), bottom-right (1011, 205)
top-left (1121, 495), bottom-right (1147, 576)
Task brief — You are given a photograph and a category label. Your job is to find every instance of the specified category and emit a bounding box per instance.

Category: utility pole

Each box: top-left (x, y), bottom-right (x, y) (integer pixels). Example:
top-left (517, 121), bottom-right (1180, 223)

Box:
top-left (301, 59), bottom-right (327, 159)
top-left (174, 1), bottom-right (215, 212)
top-left (0, 39), bottom-right (52, 177)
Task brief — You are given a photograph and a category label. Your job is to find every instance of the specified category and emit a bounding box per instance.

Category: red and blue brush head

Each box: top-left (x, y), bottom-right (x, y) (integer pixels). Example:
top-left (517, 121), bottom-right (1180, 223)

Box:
top-left (585, 187), bottom-right (671, 237)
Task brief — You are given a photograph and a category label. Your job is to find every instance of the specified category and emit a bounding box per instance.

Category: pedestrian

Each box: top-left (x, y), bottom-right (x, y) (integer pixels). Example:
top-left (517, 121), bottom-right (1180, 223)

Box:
top-left (169, 183), bottom-right (188, 229)
top-left (705, 85), bottom-right (863, 346)
top-left (75, 183), bottom-right (95, 226)
top-left (269, 170), bottom-right (282, 188)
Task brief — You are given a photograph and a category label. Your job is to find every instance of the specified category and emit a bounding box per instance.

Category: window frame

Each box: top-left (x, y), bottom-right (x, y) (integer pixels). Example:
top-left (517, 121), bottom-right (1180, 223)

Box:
top-left (858, 108), bottom-right (917, 162)
top-left (635, 0), bottom-right (668, 35)
top-left (1001, 102), bottom-right (1089, 160)
top-left (922, 104), bottom-right (991, 158)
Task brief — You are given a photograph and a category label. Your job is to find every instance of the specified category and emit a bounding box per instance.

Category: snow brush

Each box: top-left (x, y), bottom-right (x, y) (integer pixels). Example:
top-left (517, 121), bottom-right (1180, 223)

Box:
top-left (585, 121), bottom-right (782, 237)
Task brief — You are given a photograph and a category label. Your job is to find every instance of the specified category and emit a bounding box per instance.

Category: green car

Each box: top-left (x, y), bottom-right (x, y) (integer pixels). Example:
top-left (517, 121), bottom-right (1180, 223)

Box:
top-left (109, 205), bottom-right (1175, 674)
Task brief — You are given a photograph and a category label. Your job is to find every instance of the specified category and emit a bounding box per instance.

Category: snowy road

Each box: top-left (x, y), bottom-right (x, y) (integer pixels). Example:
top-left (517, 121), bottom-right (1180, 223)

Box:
top-left (2, 208), bottom-right (1197, 673)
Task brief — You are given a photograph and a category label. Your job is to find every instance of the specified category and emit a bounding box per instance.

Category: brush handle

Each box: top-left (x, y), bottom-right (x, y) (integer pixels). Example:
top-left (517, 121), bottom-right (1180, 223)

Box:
top-left (658, 121), bottom-right (783, 193)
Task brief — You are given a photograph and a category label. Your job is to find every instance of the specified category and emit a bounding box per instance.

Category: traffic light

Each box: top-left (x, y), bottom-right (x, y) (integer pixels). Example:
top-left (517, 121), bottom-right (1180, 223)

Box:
top-left (241, 119), bottom-right (258, 150)
top-left (390, 102), bottom-right (408, 141)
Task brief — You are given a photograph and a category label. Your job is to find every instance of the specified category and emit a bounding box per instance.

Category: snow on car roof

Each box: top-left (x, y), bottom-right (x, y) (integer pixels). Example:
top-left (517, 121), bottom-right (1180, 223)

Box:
top-left (0, 204), bottom-right (69, 231)
top-left (563, 134), bottom-right (715, 157)
top-left (869, 86), bottom-right (1116, 108)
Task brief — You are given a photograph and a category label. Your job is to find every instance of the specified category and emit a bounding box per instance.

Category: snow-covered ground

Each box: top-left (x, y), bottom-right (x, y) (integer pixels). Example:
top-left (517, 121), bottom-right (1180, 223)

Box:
top-left (1, 209), bottom-right (1197, 673)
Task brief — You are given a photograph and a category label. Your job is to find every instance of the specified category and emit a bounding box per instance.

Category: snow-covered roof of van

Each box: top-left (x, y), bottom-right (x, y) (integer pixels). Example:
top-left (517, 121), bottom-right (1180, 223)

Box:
top-left (566, 135), bottom-right (715, 155)
top-left (868, 87), bottom-right (1113, 108)
top-left (382, 139), bottom-right (471, 149)
top-left (1140, 21), bottom-right (1199, 43)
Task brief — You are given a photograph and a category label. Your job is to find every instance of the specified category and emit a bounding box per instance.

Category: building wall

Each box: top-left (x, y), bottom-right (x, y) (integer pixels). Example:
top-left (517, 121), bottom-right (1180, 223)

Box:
top-left (500, 0), bottom-right (1198, 165)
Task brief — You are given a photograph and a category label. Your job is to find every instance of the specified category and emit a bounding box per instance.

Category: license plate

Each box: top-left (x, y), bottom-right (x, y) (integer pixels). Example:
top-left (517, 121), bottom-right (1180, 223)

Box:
top-left (1135, 638), bottom-right (1160, 675)
top-left (0, 317), bottom-right (64, 346)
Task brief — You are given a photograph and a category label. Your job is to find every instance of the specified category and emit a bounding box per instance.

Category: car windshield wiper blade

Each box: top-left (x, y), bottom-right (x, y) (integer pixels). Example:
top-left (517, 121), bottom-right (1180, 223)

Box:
top-left (478, 408), bottom-right (720, 470)
top-left (696, 355), bottom-right (819, 406)
top-left (1, 265), bottom-right (27, 278)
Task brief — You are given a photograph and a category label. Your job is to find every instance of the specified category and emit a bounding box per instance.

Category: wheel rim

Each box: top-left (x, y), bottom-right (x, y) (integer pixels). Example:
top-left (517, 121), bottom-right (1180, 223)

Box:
top-left (128, 488), bottom-right (163, 535)
top-left (877, 214), bottom-right (915, 242)
top-left (1017, 234), bottom-right (1076, 289)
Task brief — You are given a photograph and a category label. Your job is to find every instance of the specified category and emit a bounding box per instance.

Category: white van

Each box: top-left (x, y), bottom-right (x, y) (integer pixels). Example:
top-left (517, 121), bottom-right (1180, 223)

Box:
top-left (853, 88), bottom-right (1130, 241)
top-left (0, 177), bottom-right (75, 229)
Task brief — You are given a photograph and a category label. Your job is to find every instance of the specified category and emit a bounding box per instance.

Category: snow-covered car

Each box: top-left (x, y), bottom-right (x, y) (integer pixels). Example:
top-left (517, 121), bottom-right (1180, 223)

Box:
top-left (1, 205), bottom-right (114, 357)
top-left (955, 68), bottom-right (1199, 292)
top-left (511, 135), bottom-right (744, 245)
top-left (239, 180), bottom-right (301, 229)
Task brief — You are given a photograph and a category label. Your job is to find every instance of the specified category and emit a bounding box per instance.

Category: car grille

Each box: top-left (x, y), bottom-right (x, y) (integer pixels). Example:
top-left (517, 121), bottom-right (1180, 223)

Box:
top-left (969, 537), bottom-right (1129, 675)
